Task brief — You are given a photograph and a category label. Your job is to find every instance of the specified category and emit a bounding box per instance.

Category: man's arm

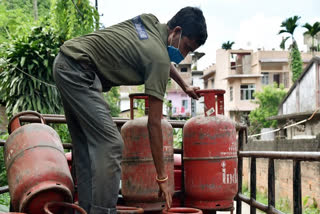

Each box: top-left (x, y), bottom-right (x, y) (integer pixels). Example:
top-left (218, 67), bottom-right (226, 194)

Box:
top-left (169, 63), bottom-right (200, 99)
top-left (148, 95), bottom-right (172, 208)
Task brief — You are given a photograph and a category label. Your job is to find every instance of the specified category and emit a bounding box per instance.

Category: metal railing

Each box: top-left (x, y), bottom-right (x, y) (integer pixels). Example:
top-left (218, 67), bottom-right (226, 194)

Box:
top-left (0, 114), bottom-right (319, 214)
top-left (236, 128), bottom-right (320, 214)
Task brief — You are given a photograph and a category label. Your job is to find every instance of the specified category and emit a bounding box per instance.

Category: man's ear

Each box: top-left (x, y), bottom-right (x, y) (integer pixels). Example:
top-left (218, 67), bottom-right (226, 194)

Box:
top-left (172, 26), bottom-right (182, 35)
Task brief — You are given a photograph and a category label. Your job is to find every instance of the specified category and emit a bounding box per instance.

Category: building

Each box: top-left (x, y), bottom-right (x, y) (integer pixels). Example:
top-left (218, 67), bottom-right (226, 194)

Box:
top-left (166, 52), bottom-right (205, 119)
top-left (269, 56), bottom-right (320, 139)
top-left (304, 32), bottom-right (320, 52)
top-left (202, 49), bottom-right (316, 124)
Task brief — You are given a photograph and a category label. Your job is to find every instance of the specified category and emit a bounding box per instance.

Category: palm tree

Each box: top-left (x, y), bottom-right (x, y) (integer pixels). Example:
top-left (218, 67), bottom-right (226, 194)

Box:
top-left (222, 41), bottom-right (235, 50)
top-left (280, 36), bottom-right (290, 50)
top-left (278, 15), bottom-right (301, 49)
top-left (303, 22), bottom-right (320, 52)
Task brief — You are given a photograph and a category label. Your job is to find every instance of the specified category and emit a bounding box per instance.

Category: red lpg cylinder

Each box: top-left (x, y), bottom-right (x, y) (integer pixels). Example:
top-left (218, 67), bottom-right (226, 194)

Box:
top-left (162, 207), bottom-right (202, 214)
top-left (64, 152), bottom-right (78, 203)
top-left (44, 202), bottom-right (86, 214)
top-left (121, 94), bottom-right (174, 211)
top-left (173, 154), bottom-right (182, 191)
top-left (5, 111), bottom-right (74, 214)
top-left (65, 152), bottom-right (72, 172)
top-left (183, 90), bottom-right (238, 210)
top-left (172, 154), bottom-right (182, 207)
top-left (116, 206), bottom-right (144, 214)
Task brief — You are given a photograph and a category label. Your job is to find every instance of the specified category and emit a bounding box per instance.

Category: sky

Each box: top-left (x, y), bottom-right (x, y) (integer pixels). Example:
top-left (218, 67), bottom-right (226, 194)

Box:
top-left (90, 0), bottom-right (320, 70)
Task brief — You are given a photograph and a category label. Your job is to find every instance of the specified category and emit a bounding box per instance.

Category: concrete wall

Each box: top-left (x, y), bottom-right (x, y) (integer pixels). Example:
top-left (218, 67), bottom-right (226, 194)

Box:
top-left (299, 63), bottom-right (316, 112)
top-left (281, 59), bottom-right (320, 115)
top-left (242, 138), bottom-right (320, 210)
top-left (277, 114), bottom-right (320, 139)
top-left (283, 87), bottom-right (297, 114)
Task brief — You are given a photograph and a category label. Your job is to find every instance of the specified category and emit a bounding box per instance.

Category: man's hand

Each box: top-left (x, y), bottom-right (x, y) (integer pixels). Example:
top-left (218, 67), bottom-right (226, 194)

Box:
top-left (185, 86), bottom-right (200, 100)
top-left (158, 180), bottom-right (172, 210)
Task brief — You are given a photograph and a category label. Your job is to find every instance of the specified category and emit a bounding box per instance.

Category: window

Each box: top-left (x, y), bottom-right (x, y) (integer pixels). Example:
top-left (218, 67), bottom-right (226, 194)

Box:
top-left (230, 87), bottom-right (233, 101)
top-left (210, 79), bottom-right (214, 88)
top-left (261, 72), bottom-right (269, 85)
top-left (172, 107), bottom-right (176, 114)
top-left (240, 84), bottom-right (255, 100)
top-left (273, 74), bottom-right (280, 86)
top-left (181, 67), bottom-right (188, 72)
top-left (204, 81), bottom-right (208, 89)
top-left (182, 100), bottom-right (188, 109)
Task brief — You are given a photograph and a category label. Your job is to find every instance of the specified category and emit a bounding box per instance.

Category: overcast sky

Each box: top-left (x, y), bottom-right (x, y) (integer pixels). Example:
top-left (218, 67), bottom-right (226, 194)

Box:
top-left (90, 0), bottom-right (320, 70)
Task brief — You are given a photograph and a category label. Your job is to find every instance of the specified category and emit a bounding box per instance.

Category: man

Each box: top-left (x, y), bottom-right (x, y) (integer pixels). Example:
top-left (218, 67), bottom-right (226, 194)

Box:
top-left (53, 6), bottom-right (207, 214)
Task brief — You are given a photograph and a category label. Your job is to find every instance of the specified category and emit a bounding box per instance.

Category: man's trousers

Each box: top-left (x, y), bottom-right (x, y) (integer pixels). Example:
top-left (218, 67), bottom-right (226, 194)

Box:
top-left (53, 52), bottom-right (123, 214)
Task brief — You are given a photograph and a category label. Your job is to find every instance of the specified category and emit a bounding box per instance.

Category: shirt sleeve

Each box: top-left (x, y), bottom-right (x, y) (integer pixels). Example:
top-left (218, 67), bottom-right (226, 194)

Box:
top-left (144, 60), bottom-right (170, 101)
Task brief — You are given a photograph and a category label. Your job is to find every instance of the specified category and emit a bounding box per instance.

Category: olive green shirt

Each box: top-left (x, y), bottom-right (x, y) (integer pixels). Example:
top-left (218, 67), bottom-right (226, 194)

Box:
top-left (60, 14), bottom-right (170, 101)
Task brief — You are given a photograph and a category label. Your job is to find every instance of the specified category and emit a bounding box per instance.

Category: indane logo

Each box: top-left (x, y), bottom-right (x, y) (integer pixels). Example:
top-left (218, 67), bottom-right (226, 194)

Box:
top-left (221, 161), bottom-right (238, 184)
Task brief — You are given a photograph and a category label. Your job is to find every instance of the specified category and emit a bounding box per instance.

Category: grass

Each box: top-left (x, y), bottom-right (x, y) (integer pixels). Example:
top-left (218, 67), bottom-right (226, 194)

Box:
top-left (242, 184), bottom-right (320, 214)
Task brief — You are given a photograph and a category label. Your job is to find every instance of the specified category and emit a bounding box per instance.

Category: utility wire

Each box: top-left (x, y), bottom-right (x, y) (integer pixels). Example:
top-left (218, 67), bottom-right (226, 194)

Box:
top-left (70, 0), bottom-right (84, 17)
top-left (248, 108), bottom-right (320, 138)
top-left (1, 58), bottom-right (57, 88)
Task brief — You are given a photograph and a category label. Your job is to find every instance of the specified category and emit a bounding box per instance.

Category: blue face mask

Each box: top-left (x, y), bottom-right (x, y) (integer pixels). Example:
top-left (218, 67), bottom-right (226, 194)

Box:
top-left (167, 32), bottom-right (184, 64)
top-left (167, 46), bottom-right (184, 64)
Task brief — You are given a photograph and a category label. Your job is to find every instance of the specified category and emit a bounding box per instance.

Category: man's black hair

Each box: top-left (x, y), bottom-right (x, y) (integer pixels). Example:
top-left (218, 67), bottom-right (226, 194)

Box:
top-left (167, 7), bottom-right (208, 46)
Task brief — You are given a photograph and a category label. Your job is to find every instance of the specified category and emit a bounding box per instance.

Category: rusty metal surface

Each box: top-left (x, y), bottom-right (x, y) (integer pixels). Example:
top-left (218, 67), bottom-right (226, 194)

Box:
top-left (17, 114), bottom-right (187, 128)
top-left (121, 117), bottom-right (174, 211)
top-left (5, 123), bottom-right (73, 213)
top-left (163, 207), bottom-right (203, 214)
top-left (239, 151), bottom-right (320, 161)
top-left (116, 206), bottom-right (144, 214)
top-left (8, 111), bottom-right (46, 134)
top-left (44, 201), bottom-right (87, 214)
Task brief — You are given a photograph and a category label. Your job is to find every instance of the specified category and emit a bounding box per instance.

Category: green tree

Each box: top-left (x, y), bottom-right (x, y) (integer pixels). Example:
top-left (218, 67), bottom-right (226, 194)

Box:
top-left (0, 26), bottom-right (64, 118)
top-left (221, 41), bottom-right (235, 50)
top-left (280, 36), bottom-right (290, 50)
top-left (104, 87), bottom-right (121, 117)
top-left (0, 0), bottom-right (51, 43)
top-left (278, 16), bottom-right (303, 83)
top-left (303, 22), bottom-right (320, 52)
top-left (290, 47), bottom-right (303, 82)
top-left (50, 0), bottom-right (99, 40)
top-left (278, 15), bottom-right (301, 49)
top-left (248, 84), bottom-right (287, 135)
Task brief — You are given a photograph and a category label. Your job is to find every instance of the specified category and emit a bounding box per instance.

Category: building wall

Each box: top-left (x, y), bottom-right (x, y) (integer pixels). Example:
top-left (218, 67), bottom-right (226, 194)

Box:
top-left (192, 73), bottom-right (204, 115)
top-left (283, 87), bottom-right (297, 115)
top-left (299, 63), bottom-right (316, 112)
top-left (281, 61), bottom-right (319, 115)
top-left (167, 92), bottom-right (191, 117)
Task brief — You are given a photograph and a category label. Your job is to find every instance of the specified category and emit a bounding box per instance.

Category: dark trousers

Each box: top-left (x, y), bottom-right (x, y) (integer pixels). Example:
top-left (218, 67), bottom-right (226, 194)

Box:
top-left (53, 52), bottom-right (123, 214)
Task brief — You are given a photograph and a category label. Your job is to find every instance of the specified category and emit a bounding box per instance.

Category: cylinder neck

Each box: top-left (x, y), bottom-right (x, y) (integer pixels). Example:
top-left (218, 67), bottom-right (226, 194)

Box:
top-left (196, 89), bottom-right (225, 116)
